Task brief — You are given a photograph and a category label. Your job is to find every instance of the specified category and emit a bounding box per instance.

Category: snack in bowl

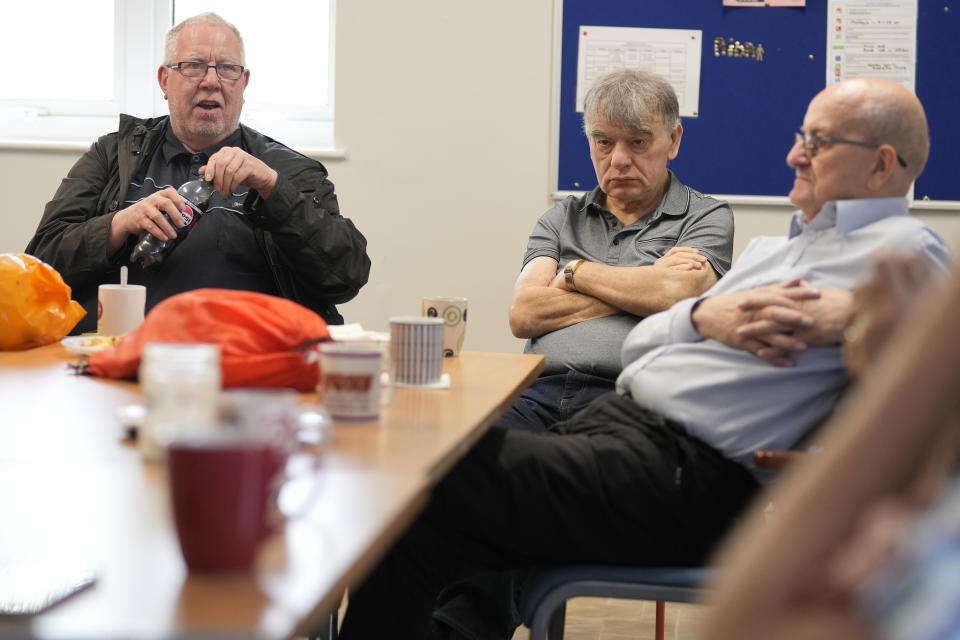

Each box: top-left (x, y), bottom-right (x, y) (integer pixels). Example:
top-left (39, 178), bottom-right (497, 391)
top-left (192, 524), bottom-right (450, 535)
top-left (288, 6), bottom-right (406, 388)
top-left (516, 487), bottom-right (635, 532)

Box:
top-left (61, 335), bottom-right (121, 357)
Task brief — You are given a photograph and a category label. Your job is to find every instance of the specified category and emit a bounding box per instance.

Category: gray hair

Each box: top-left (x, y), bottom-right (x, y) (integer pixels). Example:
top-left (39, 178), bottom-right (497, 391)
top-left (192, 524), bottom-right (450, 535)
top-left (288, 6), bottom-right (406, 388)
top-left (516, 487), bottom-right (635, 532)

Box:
top-left (583, 70), bottom-right (681, 134)
top-left (163, 12), bottom-right (245, 65)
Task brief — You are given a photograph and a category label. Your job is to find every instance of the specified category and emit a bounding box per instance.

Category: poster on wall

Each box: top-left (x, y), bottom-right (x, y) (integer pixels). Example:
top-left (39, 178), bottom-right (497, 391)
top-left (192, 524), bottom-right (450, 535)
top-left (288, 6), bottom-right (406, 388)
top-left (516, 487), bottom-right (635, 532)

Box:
top-left (827, 0), bottom-right (918, 91)
top-left (576, 26), bottom-right (702, 117)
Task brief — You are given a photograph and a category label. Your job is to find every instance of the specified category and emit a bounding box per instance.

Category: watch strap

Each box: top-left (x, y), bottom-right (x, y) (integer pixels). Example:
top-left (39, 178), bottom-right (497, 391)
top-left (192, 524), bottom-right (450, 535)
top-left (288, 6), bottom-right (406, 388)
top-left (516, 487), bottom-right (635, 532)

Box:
top-left (564, 258), bottom-right (585, 290)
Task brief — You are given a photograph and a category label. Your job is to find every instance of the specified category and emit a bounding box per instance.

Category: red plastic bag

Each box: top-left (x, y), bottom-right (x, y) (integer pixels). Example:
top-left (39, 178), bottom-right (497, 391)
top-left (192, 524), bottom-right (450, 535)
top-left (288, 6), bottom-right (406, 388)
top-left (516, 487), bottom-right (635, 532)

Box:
top-left (88, 289), bottom-right (329, 390)
top-left (0, 253), bottom-right (86, 350)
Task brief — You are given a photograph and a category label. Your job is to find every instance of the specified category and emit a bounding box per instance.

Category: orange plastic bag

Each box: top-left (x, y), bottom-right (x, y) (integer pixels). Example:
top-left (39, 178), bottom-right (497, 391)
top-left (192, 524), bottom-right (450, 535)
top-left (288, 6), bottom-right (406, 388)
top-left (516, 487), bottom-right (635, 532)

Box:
top-left (88, 289), bottom-right (330, 390)
top-left (0, 253), bottom-right (86, 350)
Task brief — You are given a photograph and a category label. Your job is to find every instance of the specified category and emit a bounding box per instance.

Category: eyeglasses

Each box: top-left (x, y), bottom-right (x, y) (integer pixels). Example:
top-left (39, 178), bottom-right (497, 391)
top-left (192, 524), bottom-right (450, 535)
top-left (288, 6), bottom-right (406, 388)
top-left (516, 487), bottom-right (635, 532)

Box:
top-left (794, 131), bottom-right (907, 168)
top-left (167, 61), bottom-right (245, 81)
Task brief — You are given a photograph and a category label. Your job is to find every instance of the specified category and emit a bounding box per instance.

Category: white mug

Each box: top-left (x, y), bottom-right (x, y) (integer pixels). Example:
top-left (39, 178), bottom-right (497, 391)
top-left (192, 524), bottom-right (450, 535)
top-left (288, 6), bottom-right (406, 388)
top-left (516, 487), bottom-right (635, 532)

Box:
top-left (97, 284), bottom-right (146, 336)
top-left (389, 316), bottom-right (444, 386)
top-left (318, 342), bottom-right (394, 421)
top-left (422, 296), bottom-right (468, 357)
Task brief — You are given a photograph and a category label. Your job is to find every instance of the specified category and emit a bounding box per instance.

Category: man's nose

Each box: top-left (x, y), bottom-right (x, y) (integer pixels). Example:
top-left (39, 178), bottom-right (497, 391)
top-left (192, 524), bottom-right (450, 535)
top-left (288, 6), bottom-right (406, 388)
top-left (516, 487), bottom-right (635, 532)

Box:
top-left (786, 138), bottom-right (809, 168)
top-left (610, 141), bottom-right (631, 168)
top-left (198, 66), bottom-right (222, 88)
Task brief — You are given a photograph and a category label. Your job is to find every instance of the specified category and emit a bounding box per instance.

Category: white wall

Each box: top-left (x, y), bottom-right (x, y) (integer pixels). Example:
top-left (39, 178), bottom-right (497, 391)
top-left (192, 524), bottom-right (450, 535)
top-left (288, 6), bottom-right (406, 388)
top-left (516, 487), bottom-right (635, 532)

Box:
top-left (328, 0), bottom-right (556, 353)
top-left (2, 0), bottom-right (959, 353)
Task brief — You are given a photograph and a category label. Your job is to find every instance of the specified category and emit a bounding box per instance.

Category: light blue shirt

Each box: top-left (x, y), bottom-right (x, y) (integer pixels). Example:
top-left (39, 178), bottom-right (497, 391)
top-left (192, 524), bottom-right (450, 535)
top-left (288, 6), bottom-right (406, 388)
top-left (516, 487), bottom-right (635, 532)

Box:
top-left (616, 197), bottom-right (952, 479)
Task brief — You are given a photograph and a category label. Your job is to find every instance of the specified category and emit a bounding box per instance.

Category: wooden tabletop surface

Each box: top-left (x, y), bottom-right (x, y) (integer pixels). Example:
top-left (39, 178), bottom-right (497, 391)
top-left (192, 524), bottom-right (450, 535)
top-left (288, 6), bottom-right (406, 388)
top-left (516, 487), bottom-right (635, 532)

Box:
top-left (0, 343), bottom-right (543, 638)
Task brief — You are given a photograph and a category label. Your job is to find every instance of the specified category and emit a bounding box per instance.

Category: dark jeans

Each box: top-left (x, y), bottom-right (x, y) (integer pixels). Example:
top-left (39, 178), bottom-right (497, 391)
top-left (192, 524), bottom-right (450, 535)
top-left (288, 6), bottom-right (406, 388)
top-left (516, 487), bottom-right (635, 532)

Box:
top-left (338, 392), bottom-right (759, 639)
top-left (492, 370), bottom-right (617, 433)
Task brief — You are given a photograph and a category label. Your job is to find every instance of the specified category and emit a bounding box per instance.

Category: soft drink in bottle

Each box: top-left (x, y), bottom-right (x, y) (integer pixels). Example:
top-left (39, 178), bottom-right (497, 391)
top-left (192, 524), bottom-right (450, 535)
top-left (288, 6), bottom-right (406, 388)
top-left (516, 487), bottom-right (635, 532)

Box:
top-left (129, 177), bottom-right (215, 269)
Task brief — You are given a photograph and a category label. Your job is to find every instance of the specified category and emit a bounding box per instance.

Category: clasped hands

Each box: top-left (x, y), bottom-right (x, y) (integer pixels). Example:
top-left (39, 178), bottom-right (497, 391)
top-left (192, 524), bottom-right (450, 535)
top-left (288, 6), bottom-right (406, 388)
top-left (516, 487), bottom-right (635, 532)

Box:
top-left (108, 147), bottom-right (278, 252)
top-left (693, 278), bottom-right (851, 367)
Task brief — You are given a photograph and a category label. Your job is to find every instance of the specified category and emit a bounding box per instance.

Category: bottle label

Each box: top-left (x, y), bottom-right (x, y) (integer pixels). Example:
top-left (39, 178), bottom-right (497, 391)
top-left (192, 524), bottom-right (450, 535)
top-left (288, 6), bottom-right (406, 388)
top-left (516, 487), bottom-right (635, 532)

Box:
top-left (180, 201), bottom-right (200, 232)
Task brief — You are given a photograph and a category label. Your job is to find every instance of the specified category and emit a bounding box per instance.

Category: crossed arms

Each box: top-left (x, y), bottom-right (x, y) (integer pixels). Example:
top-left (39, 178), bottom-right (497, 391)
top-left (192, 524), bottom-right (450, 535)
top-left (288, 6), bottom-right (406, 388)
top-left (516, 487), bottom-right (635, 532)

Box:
top-left (510, 242), bottom-right (854, 366)
top-left (509, 247), bottom-right (718, 339)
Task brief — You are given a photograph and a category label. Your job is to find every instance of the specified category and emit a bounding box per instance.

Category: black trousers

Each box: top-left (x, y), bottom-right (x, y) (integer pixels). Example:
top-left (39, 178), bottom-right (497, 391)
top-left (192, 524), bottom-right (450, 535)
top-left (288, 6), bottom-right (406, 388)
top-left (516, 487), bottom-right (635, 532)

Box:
top-left (338, 392), bottom-right (759, 639)
top-left (431, 370), bottom-right (616, 639)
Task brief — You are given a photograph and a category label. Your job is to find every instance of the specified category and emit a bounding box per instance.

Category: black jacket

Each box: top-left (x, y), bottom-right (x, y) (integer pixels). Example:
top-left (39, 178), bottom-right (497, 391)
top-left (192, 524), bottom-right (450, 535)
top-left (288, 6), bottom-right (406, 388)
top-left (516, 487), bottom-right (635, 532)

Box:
top-left (26, 114), bottom-right (370, 325)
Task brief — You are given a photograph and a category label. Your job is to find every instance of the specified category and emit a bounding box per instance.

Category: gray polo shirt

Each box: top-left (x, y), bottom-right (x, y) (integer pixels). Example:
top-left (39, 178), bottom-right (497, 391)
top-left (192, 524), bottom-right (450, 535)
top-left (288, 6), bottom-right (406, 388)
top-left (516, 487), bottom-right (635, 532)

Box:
top-left (522, 172), bottom-right (733, 378)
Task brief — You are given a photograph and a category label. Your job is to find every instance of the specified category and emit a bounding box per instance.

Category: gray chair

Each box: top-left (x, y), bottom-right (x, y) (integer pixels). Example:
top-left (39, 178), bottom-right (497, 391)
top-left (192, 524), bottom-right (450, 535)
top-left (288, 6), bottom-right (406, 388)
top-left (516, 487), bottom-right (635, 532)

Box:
top-left (518, 565), bottom-right (709, 640)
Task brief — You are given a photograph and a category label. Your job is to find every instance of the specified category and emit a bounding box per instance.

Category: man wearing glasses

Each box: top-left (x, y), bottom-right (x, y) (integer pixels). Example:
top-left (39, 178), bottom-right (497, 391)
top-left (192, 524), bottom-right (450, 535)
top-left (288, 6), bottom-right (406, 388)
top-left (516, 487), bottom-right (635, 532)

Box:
top-left (27, 12), bottom-right (370, 332)
top-left (339, 78), bottom-right (951, 638)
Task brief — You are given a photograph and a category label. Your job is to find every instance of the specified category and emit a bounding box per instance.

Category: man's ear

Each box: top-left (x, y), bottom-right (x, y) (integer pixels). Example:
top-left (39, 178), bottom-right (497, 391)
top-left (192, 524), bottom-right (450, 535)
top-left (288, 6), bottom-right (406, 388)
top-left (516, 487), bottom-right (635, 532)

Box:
top-left (158, 65), bottom-right (169, 98)
top-left (667, 123), bottom-right (683, 160)
top-left (866, 144), bottom-right (899, 191)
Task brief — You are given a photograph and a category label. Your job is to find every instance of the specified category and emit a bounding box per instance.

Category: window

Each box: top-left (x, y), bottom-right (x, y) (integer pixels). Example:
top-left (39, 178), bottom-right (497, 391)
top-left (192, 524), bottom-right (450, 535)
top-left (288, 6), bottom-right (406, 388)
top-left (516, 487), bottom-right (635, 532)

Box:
top-left (0, 0), bottom-right (334, 151)
top-left (1, 2), bottom-right (115, 104)
top-left (172, 0), bottom-right (334, 149)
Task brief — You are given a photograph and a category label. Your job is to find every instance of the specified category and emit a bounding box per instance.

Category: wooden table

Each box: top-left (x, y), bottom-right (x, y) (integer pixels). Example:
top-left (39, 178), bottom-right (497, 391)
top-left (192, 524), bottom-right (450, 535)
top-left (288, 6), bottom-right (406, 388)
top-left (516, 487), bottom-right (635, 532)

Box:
top-left (0, 344), bottom-right (543, 638)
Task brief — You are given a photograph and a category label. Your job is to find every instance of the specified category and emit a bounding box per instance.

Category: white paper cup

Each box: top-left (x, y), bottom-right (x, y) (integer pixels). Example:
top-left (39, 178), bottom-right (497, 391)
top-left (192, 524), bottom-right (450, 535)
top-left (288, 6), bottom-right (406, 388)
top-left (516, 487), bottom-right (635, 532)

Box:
top-left (98, 284), bottom-right (146, 336)
top-left (318, 343), bottom-right (394, 421)
top-left (389, 316), bottom-right (444, 386)
top-left (422, 297), bottom-right (468, 357)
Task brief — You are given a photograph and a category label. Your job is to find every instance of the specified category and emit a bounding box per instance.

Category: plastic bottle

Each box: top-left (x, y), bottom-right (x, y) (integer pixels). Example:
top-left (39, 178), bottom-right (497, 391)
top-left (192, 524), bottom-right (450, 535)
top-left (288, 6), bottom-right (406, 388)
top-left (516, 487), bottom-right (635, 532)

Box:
top-left (129, 177), bottom-right (215, 269)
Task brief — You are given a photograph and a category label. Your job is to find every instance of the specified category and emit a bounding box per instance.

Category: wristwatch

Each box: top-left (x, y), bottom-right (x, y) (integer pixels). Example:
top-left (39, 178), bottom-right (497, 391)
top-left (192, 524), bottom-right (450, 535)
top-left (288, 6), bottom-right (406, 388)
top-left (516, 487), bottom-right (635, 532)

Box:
top-left (563, 258), bottom-right (585, 290)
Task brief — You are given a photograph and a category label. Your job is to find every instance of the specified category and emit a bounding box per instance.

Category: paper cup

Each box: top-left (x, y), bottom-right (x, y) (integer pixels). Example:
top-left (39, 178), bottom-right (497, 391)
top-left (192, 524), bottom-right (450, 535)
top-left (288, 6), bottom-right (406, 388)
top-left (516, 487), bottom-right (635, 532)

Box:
top-left (389, 316), bottom-right (444, 386)
top-left (422, 297), bottom-right (468, 357)
top-left (97, 284), bottom-right (146, 336)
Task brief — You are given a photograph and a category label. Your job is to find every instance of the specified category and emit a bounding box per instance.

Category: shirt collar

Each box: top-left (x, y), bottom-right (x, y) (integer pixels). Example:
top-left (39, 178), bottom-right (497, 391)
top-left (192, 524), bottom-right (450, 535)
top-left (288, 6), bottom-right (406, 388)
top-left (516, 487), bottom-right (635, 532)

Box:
top-left (657, 171), bottom-right (690, 218)
top-left (161, 124), bottom-right (243, 165)
top-left (581, 186), bottom-right (606, 212)
top-left (581, 170), bottom-right (688, 222)
top-left (788, 197), bottom-right (909, 238)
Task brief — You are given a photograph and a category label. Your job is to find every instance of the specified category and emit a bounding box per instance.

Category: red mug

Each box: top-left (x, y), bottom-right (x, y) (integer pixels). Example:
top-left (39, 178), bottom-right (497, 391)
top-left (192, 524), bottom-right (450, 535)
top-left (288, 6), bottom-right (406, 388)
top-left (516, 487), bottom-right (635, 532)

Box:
top-left (168, 436), bottom-right (285, 572)
top-left (167, 395), bottom-right (330, 572)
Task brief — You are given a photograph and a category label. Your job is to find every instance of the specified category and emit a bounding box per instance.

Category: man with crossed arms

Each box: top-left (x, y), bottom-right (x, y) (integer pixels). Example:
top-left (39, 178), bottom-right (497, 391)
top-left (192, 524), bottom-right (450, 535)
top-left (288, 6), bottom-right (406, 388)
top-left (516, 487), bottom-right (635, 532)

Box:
top-left (499, 69), bottom-right (734, 433)
top-left (432, 69), bottom-right (733, 639)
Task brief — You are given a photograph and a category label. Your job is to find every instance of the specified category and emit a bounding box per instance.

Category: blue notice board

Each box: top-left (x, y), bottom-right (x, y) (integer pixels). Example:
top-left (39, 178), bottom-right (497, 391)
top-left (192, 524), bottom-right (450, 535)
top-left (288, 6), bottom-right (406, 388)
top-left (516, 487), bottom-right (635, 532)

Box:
top-left (556, 2), bottom-right (959, 201)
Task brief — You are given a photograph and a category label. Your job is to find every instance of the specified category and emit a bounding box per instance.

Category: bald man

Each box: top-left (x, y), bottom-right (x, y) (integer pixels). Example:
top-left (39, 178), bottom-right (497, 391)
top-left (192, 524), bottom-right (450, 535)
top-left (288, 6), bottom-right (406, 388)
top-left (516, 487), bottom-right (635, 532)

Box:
top-left (698, 79), bottom-right (957, 640)
top-left (338, 78), bottom-right (952, 640)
